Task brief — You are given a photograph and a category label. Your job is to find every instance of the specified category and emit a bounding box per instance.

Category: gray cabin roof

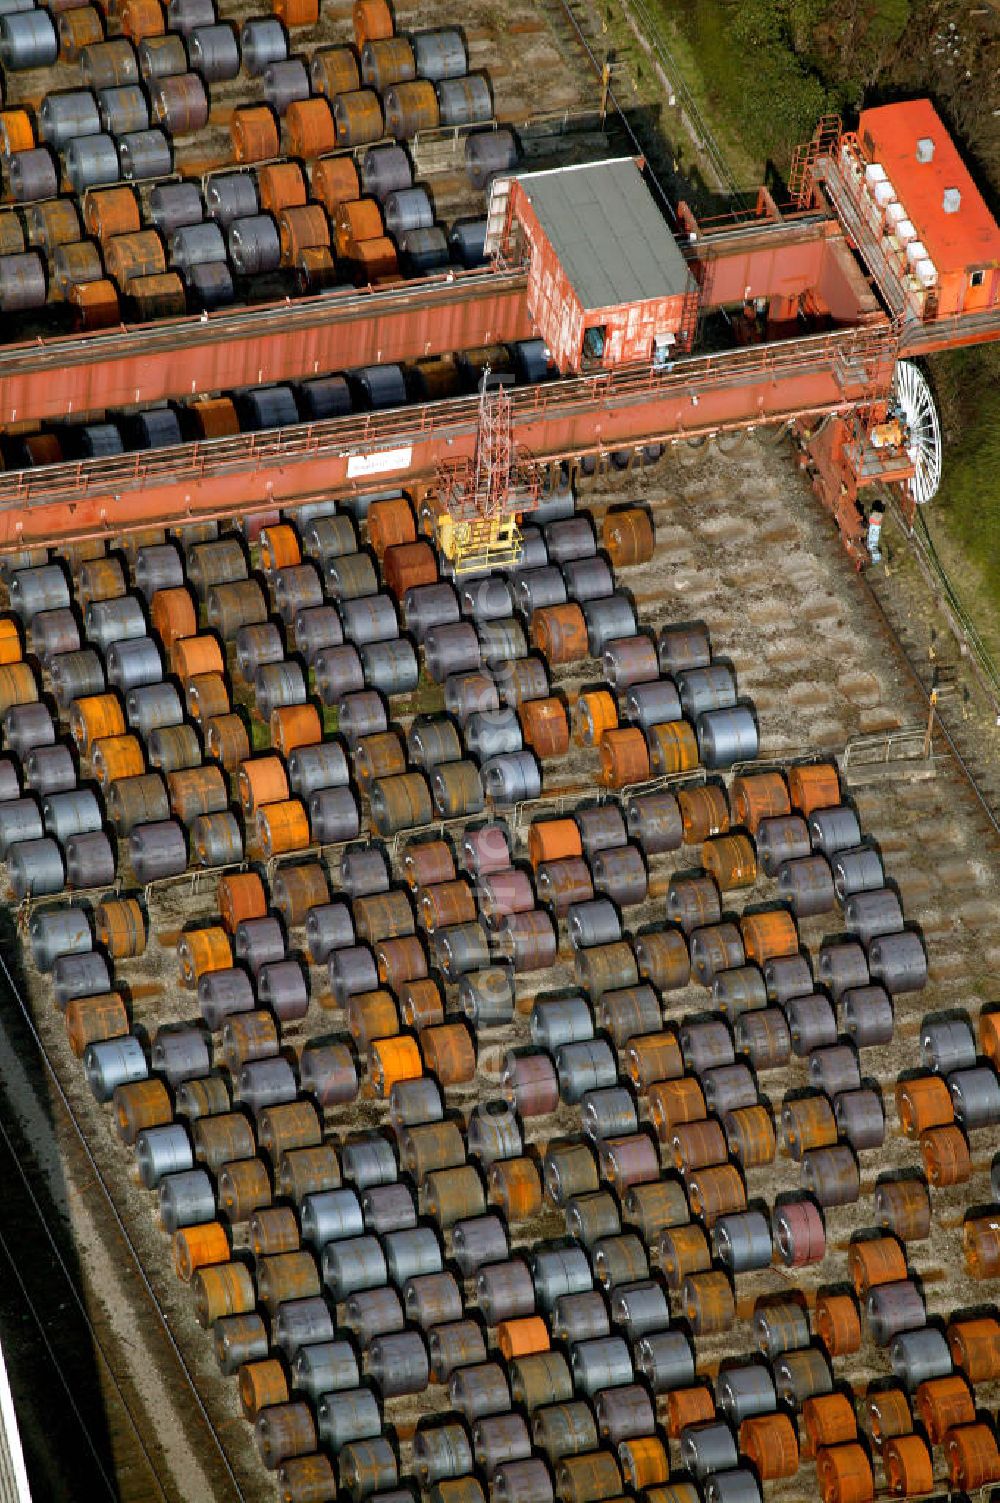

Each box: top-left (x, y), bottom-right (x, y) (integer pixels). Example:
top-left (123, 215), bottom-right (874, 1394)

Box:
top-left (517, 158), bottom-right (693, 311)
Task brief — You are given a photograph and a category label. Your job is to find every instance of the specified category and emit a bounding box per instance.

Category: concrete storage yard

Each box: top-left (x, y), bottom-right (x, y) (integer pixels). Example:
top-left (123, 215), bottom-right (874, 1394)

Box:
top-left (0, 0), bottom-right (1000, 1495)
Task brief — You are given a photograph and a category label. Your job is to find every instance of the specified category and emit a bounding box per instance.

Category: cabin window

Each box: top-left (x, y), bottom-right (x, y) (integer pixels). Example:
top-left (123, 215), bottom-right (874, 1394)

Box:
top-left (583, 326), bottom-right (606, 361)
top-left (970, 269), bottom-right (985, 288)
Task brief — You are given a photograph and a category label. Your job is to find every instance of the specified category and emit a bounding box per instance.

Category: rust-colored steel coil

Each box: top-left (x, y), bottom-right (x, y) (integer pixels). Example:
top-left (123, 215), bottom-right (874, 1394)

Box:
top-left (723, 1104), bottom-right (775, 1167)
top-left (249, 1207), bottom-right (300, 1258)
top-left (204, 714), bottom-right (249, 771)
top-left (150, 587), bottom-right (196, 652)
top-left (598, 1133), bottom-right (658, 1193)
top-left (602, 507), bottom-right (654, 566)
top-left (167, 765), bottom-right (227, 824)
top-left (218, 1159), bottom-right (272, 1222)
top-left (59, 5), bottom-right (103, 59)
top-left (815, 1291), bottom-right (861, 1356)
top-left (121, 0), bottom-right (164, 42)
top-left (0, 110), bottom-right (33, 154)
top-left (353, 730), bottom-right (406, 787)
top-left (678, 783), bottom-right (729, 843)
top-left (528, 817), bottom-right (582, 867)
top-left (334, 89), bottom-right (384, 148)
top-left (963, 1216), bottom-right (1000, 1279)
top-left (895, 1074), bottom-right (954, 1137)
top-left (635, 929), bottom-right (691, 991)
top-left (848, 1236), bottom-right (907, 1295)
top-left (619, 1435), bottom-right (668, 1491)
top-left (645, 719), bottom-right (699, 775)
top-left (599, 727), bottom-right (649, 788)
top-left (85, 186), bottom-right (140, 243)
top-left (685, 1163), bottom-right (745, 1226)
top-left (353, 890), bottom-right (414, 946)
top-left (573, 689), bottom-right (617, 747)
top-left (257, 1101), bottom-right (322, 1162)
top-left (367, 496), bottom-right (416, 557)
top-left (382, 539), bottom-right (437, 598)
top-left (915, 1374), bottom-right (976, 1444)
top-left (239, 756), bottom-right (289, 815)
top-left (670, 1118), bottom-right (727, 1173)
top-left (947, 1315), bottom-right (1000, 1383)
top-left (398, 976), bottom-right (442, 1030)
top-left (352, 0), bottom-right (393, 46)
top-left (0, 619), bottom-right (20, 664)
top-left (863, 1387), bottom-right (912, 1446)
top-left (701, 831), bottom-right (756, 890)
top-left (418, 880), bottom-right (476, 933)
top-left (173, 1222), bottom-right (229, 1283)
top-left (64, 994), bottom-right (128, 1058)
top-left (783, 1094), bottom-right (837, 1158)
top-left (334, 197), bottom-right (383, 255)
top-left (70, 692), bottom-right (125, 754)
top-left (787, 761), bottom-right (841, 816)
top-left (256, 1249), bottom-right (321, 1316)
top-left (104, 229), bottom-right (166, 287)
top-left (114, 1079), bottom-right (171, 1144)
top-left (732, 769), bottom-right (790, 832)
top-left (403, 840), bottom-right (454, 890)
top-left (424, 1164), bottom-right (485, 1228)
top-left (96, 897), bottom-right (146, 958)
top-left (519, 696), bottom-right (570, 758)
top-left (171, 633), bottom-right (224, 682)
top-left (684, 1268), bottom-right (735, 1334)
top-left (920, 1123), bottom-right (971, 1186)
top-left (874, 1178), bottom-right (931, 1242)
top-left (488, 1157), bottom-right (542, 1221)
top-left (177, 925), bottom-right (232, 988)
top-left (369, 1035), bottom-right (422, 1097)
top-left (310, 154), bottom-right (361, 214)
top-left (190, 399), bottom-right (239, 438)
top-left (92, 733), bottom-right (144, 785)
top-left (239, 1358), bottom-right (289, 1421)
top-left (271, 704), bottom-right (322, 758)
top-left (883, 1434), bottom-right (933, 1497)
top-left (346, 990), bottom-right (398, 1050)
top-left (348, 234), bottom-right (399, 281)
top-left (624, 1031), bottom-right (683, 1092)
top-left (276, 1146), bottom-right (340, 1205)
top-left (258, 163), bottom-right (308, 216)
top-left (803, 1394), bottom-right (858, 1454)
top-left (127, 272), bottom-right (185, 320)
top-left (218, 872), bottom-right (267, 934)
top-left (274, 862), bottom-right (329, 928)
top-left (497, 1316), bottom-right (549, 1361)
top-left (220, 1014), bottom-right (278, 1073)
top-left (285, 98), bottom-right (336, 160)
top-left (278, 204), bottom-right (331, 266)
top-left (556, 1453), bottom-right (621, 1503)
top-left (816, 1442), bottom-right (874, 1503)
top-left (740, 1412), bottom-right (799, 1480)
top-left (258, 523), bottom-right (300, 571)
top-left (530, 603), bottom-right (588, 664)
top-left (232, 106), bottom-right (280, 164)
top-left (623, 1179), bottom-right (687, 1241)
top-left (665, 1384), bottom-right (715, 1437)
top-left (741, 908), bottom-right (798, 964)
top-left (185, 671), bottom-right (229, 722)
top-left (76, 556), bottom-right (124, 607)
top-left (421, 1023), bottom-right (476, 1086)
top-left (945, 1424), bottom-right (1000, 1490)
top-left (649, 1077), bottom-right (706, 1139)
top-left (658, 1224), bottom-right (710, 1288)
top-left (192, 1262), bottom-right (255, 1328)
top-left (311, 46), bottom-right (360, 97)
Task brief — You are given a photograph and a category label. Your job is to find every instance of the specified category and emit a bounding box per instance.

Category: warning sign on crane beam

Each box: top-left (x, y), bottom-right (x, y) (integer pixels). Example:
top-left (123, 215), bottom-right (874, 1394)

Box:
top-left (346, 446), bottom-right (413, 478)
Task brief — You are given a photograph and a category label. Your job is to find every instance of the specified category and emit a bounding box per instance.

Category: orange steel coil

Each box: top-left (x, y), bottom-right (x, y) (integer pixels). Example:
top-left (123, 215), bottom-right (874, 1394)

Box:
top-left (685, 1269), bottom-right (736, 1333)
top-left (685, 1163), bottom-right (745, 1226)
top-left (310, 154), bottom-right (361, 213)
top-left (172, 633), bottom-right (224, 682)
top-left (784, 1095), bottom-right (837, 1156)
top-left (273, 0), bottom-right (317, 24)
top-left (95, 896), bottom-right (145, 957)
top-left (803, 1394), bottom-right (858, 1453)
top-left (121, 0), bottom-right (164, 42)
top-left (173, 1222), bottom-right (229, 1283)
top-left (382, 540), bottom-right (437, 598)
top-left (85, 186), bottom-right (140, 243)
top-left (884, 1434), bottom-right (933, 1496)
top-left (723, 1103), bottom-right (776, 1167)
top-left (648, 1077), bottom-right (706, 1138)
top-left (421, 1023), bottom-right (476, 1085)
top-left (670, 1118), bottom-right (727, 1173)
top-left (192, 1263), bottom-right (255, 1328)
top-left (232, 107), bottom-right (280, 164)
top-left (741, 908), bottom-right (798, 964)
top-left (271, 704), bottom-right (322, 757)
top-left (732, 769), bottom-right (790, 832)
top-left (218, 871), bottom-right (267, 934)
top-left (333, 197), bottom-right (383, 256)
top-left (963, 1216), bottom-right (1000, 1279)
top-left (0, 111), bottom-right (33, 155)
top-left (353, 890), bottom-right (413, 945)
top-left (185, 671), bottom-right (229, 721)
top-left (150, 587), bottom-right (196, 651)
top-left (658, 1224), bottom-right (710, 1287)
top-left (920, 1123), bottom-right (971, 1185)
top-left (625, 1031), bottom-right (684, 1091)
top-left (352, 0), bottom-right (393, 46)
top-left (947, 1315), bottom-right (1000, 1383)
top-left (257, 799), bottom-right (310, 856)
top-left (815, 1291), bottom-right (861, 1356)
top-left (367, 496), bottom-right (416, 557)
top-left (70, 692), bottom-right (125, 753)
top-left (701, 831), bottom-right (756, 889)
top-left (278, 204), bottom-right (331, 264)
top-left (979, 1008), bottom-right (1000, 1065)
top-left (348, 235), bottom-right (398, 282)
top-left (848, 1236), bottom-right (907, 1294)
top-left (239, 756), bottom-right (290, 814)
top-left (530, 603), bottom-right (588, 663)
top-left (368, 1035), bottom-right (422, 1097)
top-left (126, 271), bottom-right (185, 319)
top-left (0, 619), bottom-right (20, 664)
top-left (190, 398), bottom-right (240, 438)
top-left (945, 1424), bottom-right (1000, 1490)
top-left (619, 1436), bottom-right (669, 1491)
top-left (665, 1385), bottom-right (715, 1438)
top-left (259, 522), bottom-right (301, 571)
top-left (528, 817), bottom-right (582, 866)
top-left (497, 1316), bottom-right (549, 1360)
top-left (70, 278), bottom-right (119, 328)
top-left (59, 6), bottom-right (104, 59)
top-left (219, 1160), bottom-right (272, 1222)
top-left (816, 1442), bottom-right (874, 1503)
top-left (787, 760), bottom-right (841, 815)
top-left (740, 1413), bottom-right (799, 1480)
top-left (573, 689), bottom-right (618, 747)
top-left (602, 507), bottom-right (654, 566)
top-left (519, 697), bottom-right (570, 758)
top-left (487, 1157), bottom-right (542, 1221)
top-left (599, 727), bottom-right (649, 788)
top-left (915, 1375), bottom-right (976, 1444)
top-left (297, 244), bottom-right (337, 289)
top-left (104, 229), bottom-right (166, 286)
top-left (64, 994), bottom-right (128, 1057)
top-left (167, 766), bottom-right (226, 823)
top-left (419, 881), bottom-right (476, 932)
top-left (863, 1387), bottom-right (913, 1445)
top-left (257, 162), bottom-right (307, 216)
top-left (238, 1358), bottom-right (289, 1421)
top-left (114, 1079), bottom-right (172, 1144)
top-left (274, 862), bottom-right (329, 926)
top-left (204, 713), bottom-right (249, 770)
top-left (678, 783), bottom-right (729, 842)
top-left (92, 733), bottom-right (144, 785)
top-left (895, 1074), bottom-right (954, 1137)
top-left (178, 926), bottom-right (232, 987)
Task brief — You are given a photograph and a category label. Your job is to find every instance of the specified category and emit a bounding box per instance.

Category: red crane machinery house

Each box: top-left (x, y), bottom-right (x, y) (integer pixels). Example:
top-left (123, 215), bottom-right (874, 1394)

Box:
top-left (501, 158), bottom-right (699, 373)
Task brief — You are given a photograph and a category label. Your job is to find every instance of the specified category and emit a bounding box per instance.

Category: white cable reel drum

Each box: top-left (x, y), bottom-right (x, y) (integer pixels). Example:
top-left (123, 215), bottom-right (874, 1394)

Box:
top-left (892, 359), bottom-right (942, 506)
